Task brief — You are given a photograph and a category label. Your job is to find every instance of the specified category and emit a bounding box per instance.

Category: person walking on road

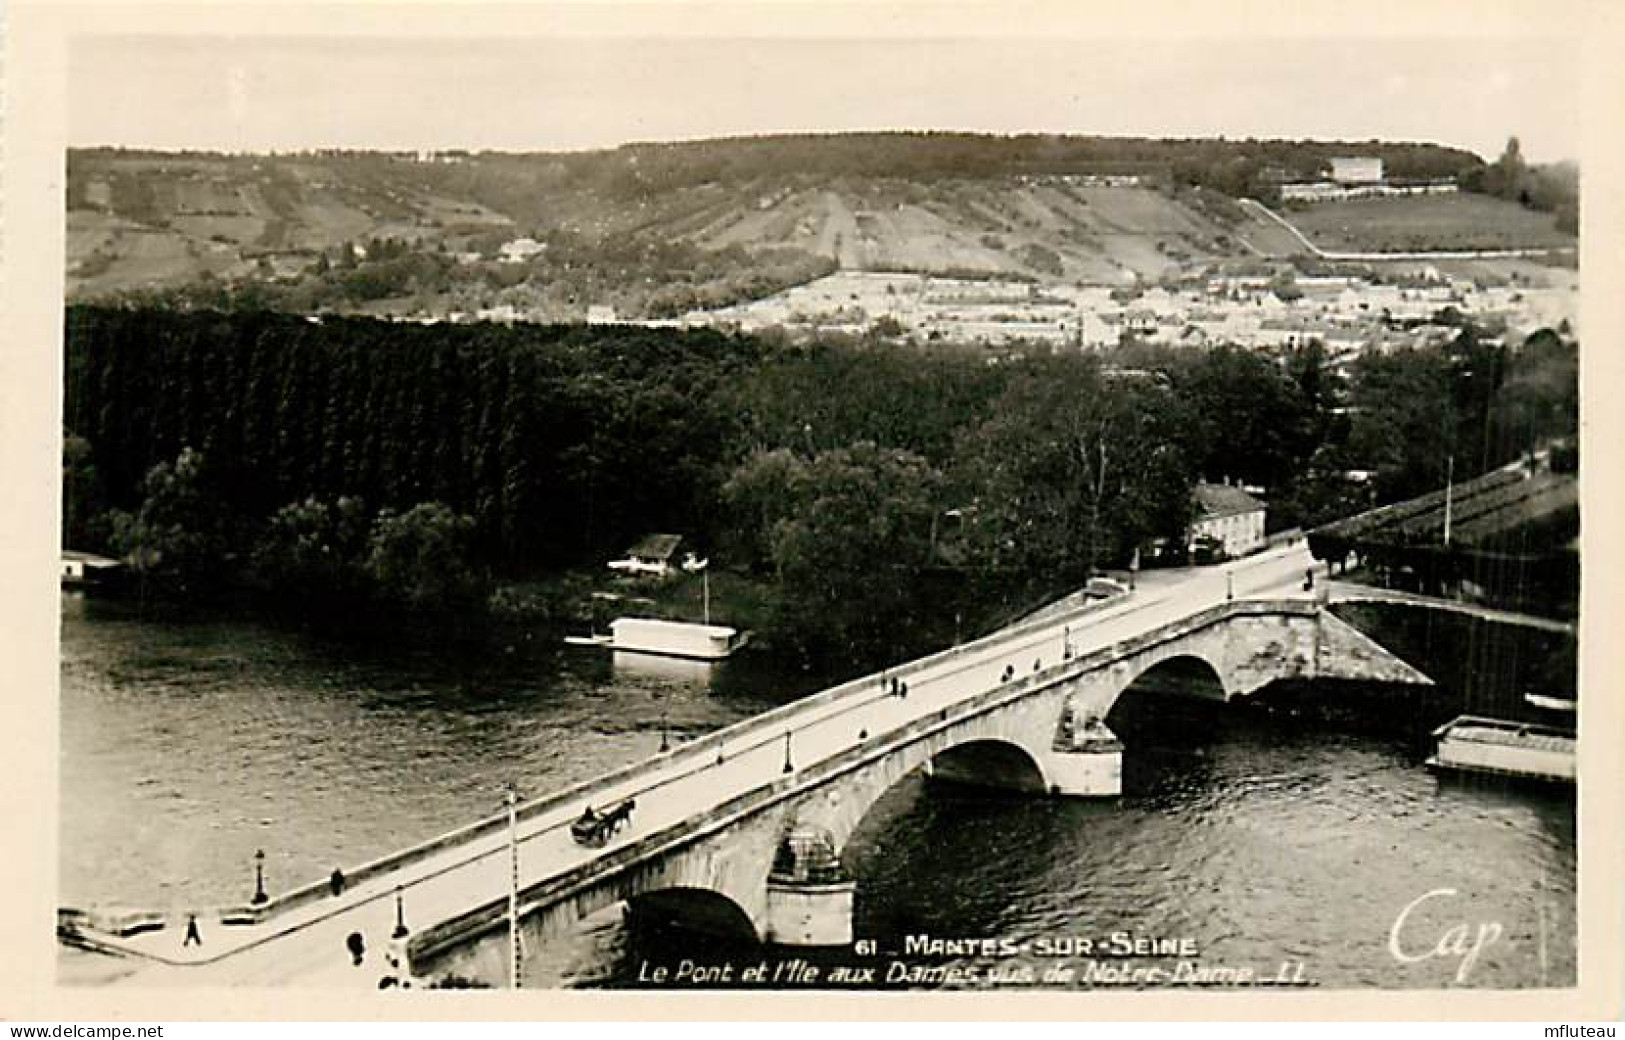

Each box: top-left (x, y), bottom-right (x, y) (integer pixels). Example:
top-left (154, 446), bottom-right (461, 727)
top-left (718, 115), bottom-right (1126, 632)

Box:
top-left (182, 913), bottom-right (202, 947)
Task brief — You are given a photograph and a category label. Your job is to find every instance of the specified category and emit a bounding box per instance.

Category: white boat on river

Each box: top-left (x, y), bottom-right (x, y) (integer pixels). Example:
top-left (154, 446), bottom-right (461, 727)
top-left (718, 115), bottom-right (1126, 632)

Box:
top-left (564, 616), bottom-right (751, 660)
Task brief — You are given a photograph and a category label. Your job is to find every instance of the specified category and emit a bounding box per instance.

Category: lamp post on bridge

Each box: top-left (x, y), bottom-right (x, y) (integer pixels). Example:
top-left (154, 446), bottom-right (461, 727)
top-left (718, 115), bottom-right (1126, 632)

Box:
top-left (381, 883), bottom-right (412, 990)
top-left (251, 849), bottom-right (268, 906)
top-left (392, 885), bottom-right (409, 940)
top-left (782, 731), bottom-right (794, 774)
top-left (502, 784), bottom-right (522, 989)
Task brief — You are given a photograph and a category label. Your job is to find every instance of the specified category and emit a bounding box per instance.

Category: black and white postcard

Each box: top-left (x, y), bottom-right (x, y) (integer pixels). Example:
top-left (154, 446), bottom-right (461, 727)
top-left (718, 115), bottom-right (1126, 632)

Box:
top-left (3, 0), bottom-right (1621, 1021)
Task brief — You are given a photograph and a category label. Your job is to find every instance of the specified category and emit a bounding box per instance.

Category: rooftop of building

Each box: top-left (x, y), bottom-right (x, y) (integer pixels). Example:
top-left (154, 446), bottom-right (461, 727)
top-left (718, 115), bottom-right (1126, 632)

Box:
top-left (1193, 481), bottom-right (1267, 520)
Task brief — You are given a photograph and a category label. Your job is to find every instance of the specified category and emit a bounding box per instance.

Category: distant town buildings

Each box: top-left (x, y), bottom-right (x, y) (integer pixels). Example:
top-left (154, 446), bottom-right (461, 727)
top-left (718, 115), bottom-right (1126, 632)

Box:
top-left (668, 269), bottom-right (1575, 358)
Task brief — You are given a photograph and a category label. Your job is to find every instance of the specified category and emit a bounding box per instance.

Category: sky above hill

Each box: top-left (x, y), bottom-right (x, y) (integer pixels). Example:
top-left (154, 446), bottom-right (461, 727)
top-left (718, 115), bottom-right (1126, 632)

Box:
top-left (68, 29), bottom-right (1579, 163)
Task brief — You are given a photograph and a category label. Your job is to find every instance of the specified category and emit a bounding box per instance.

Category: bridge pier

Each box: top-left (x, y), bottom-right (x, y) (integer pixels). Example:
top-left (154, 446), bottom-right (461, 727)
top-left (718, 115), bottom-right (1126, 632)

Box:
top-left (762, 826), bottom-right (855, 946)
top-left (1043, 708), bottom-right (1124, 797)
top-left (764, 880), bottom-right (855, 947)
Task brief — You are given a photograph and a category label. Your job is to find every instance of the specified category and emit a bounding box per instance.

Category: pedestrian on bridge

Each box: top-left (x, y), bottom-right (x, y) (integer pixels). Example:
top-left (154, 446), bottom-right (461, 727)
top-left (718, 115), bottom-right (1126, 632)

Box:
top-left (182, 913), bottom-right (202, 948)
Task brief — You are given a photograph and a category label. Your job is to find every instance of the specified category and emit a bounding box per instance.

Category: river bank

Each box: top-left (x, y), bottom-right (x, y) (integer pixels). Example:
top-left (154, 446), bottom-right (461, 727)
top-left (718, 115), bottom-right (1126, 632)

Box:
top-left (79, 555), bottom-right (1076, 681)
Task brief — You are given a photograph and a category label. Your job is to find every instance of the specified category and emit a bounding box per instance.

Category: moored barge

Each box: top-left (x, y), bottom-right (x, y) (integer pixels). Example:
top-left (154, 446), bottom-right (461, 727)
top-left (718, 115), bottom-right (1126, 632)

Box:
top-left (1426, 715), bottom-right (1575, 784)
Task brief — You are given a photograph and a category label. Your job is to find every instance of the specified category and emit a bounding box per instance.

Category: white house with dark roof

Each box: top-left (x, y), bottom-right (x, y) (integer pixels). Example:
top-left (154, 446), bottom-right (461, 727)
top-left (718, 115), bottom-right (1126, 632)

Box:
top-left (1188, 482), bottom-right (1267, 558)
top-left (608, 533), bottom-right (686, 577)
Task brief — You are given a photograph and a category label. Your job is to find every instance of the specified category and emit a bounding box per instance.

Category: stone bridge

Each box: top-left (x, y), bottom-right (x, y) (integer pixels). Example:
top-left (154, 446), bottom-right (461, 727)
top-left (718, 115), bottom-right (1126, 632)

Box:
top-left (66, 547), bottom-right (1441, 988)
top-left (408, 597), bottom-right (1428, 986)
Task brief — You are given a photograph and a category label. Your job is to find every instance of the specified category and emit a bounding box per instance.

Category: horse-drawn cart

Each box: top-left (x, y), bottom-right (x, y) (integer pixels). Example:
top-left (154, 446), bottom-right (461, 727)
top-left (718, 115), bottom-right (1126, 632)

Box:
top-left (570, 798), bottom-right (636, 847)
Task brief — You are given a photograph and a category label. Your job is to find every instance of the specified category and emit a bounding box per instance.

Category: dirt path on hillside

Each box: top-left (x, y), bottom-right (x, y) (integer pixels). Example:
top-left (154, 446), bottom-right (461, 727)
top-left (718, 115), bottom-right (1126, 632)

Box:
top-left (817, 190), bottom-right (865, 269)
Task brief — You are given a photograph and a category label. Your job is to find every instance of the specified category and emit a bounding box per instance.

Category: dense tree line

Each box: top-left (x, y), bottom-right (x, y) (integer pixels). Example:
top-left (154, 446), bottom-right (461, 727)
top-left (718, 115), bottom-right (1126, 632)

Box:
top-left (416, 133), bottom-right (1481, 203)
top-left (1336, 325), bottom-right (1578, 503)
top-left (71, 134), bottom-right (1486, 226)
top-left (64, 308), bottom-right (763, 578)
top-left (63, 305), bottom-right (1576, 652)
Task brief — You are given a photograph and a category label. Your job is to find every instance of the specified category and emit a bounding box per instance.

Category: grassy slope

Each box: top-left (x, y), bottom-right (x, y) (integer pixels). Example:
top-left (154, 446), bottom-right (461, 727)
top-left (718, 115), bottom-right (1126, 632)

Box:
top-left (1284, 193), bottom-right (1574, 253)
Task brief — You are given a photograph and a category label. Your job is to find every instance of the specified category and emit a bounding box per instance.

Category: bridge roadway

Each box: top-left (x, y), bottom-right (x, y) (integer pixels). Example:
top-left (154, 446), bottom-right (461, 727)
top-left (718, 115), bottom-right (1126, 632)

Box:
top-left (95, 544), bottom-right (1319, 986)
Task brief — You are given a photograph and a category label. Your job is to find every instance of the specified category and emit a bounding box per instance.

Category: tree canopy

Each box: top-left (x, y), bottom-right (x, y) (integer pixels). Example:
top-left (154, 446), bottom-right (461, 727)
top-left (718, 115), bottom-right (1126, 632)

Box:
top-left (64, 305), bottom-right (1576, 655)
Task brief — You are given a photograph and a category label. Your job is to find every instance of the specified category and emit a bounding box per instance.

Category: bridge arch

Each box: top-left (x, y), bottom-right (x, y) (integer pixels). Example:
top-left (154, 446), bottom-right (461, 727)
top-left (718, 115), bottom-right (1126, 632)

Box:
top-left (764, 731), bottom-right (1061, 950)
top-left (1117, 652), bottom-right (1231, 704)
top-left (623, 887), bottom-right (759, 943)
top-left (801, 729), bottom-right (1055, 865)
top-left (926, 738), bottom-right (1049, 793)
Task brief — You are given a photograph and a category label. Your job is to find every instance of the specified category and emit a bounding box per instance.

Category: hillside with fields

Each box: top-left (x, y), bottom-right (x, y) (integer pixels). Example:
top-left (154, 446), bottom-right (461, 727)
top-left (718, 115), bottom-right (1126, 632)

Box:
top-left (685, 177), bottom-right (1259, 280)
top-left (66, 153), bottom-right (1265, 313)
top-left (64, 133), bottom-right (1572, 318)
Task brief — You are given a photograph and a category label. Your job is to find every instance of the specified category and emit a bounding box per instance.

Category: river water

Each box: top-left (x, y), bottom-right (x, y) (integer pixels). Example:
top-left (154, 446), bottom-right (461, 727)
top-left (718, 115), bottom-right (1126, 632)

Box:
top-left (58, 592), bottom-right (1576, 990)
